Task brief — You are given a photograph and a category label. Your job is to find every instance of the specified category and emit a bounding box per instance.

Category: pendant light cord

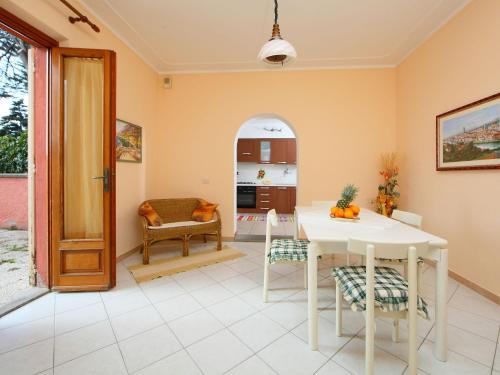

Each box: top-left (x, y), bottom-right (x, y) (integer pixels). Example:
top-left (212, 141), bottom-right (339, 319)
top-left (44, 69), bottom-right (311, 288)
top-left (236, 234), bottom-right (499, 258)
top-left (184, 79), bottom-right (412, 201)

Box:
top-left (274, 0), bottom-right (278, 24)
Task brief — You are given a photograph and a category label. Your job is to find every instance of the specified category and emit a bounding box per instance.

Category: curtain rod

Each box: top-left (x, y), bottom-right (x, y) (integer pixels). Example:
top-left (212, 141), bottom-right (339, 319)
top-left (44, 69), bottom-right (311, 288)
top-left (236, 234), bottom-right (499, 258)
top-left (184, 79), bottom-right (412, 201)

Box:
top-left (58, 0), bottom-right (100, 33)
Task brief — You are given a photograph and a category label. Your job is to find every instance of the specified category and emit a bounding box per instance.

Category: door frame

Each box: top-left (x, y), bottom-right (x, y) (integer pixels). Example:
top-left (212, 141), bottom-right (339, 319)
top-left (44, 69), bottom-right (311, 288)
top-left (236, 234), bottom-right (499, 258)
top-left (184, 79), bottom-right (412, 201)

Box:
top-left (0, 7), bottom-right (58, 288)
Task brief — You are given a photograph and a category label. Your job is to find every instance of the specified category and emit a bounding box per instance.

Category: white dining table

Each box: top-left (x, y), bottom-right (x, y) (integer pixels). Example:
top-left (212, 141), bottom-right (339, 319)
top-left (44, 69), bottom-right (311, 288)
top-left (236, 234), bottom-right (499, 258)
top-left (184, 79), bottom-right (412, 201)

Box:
top-left (294, 206), bottom-right (449, 361)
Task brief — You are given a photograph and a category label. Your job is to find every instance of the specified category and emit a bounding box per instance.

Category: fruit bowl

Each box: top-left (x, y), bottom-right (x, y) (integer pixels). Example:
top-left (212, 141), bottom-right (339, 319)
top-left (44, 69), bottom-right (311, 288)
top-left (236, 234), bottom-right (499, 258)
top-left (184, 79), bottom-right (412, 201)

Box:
top-left (330, 214), bottom-right (360, 222)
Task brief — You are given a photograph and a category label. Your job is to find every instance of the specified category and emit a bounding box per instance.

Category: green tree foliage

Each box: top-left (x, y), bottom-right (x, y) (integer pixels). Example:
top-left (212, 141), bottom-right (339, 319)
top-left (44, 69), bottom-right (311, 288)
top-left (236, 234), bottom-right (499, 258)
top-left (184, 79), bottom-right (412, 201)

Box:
top-left (443, 142), bottom-right (491, 162)
top-left (0, 131), bottom-right (27, 173)
top-left (0, 28), bottom-right (29, 98)
top-left (0, 99), bottom-right (27, 136)
top-left (0, 29), bottom-right (29, 173)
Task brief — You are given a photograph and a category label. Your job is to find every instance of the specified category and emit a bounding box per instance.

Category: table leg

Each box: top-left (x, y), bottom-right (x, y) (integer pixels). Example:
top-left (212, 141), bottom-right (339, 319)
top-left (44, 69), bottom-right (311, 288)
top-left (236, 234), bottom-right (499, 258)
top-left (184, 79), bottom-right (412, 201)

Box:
top-left (294, 210), bottom-right (298, 240)
top-left (435, 248), bottom-right (448, 361)
top-left (308, 241), bottom-right (318, 350)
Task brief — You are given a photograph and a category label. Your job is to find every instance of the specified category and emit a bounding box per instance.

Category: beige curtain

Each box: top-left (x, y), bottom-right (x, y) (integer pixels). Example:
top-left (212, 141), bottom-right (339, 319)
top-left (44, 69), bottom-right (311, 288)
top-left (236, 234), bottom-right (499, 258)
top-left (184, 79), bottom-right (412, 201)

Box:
top-left (63, 57), bottom-right (104, 239)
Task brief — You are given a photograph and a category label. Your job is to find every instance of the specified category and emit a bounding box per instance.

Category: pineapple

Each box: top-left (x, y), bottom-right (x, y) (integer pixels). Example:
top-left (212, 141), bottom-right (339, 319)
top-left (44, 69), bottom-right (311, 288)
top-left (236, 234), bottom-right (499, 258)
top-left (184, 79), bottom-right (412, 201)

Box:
top-left (336, 184), bottom-right (359, 209)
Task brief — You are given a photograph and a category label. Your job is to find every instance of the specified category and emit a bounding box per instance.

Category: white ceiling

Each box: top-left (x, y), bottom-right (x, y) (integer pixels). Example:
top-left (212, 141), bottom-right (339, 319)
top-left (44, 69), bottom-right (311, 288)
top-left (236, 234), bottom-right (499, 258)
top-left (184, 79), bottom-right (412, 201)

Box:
top-left (81, 0), bottom-right (469, 74)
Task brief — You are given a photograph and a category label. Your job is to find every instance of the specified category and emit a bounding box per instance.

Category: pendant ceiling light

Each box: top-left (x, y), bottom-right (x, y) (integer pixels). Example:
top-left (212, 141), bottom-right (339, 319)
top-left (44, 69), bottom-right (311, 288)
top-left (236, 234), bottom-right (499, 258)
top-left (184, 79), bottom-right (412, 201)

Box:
top-left (258, 0), bottom-right (297, 66)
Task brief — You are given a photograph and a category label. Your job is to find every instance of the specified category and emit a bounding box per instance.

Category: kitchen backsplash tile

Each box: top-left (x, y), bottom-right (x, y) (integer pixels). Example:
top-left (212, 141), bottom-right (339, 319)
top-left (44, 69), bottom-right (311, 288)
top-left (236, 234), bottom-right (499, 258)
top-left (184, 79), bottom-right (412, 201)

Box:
top-left (237, 163), bottom-right (297, 185)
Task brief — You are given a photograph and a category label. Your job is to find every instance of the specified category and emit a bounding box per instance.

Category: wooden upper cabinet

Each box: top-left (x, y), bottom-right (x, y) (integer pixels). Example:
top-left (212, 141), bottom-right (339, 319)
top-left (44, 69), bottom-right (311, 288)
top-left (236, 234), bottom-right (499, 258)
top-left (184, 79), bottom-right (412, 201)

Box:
top-left (237, 139), bottom-right (258, 162)
top-left (271, 139), bottom-right (288, 164)
top-left (287, 139), bottom-right (296, 164)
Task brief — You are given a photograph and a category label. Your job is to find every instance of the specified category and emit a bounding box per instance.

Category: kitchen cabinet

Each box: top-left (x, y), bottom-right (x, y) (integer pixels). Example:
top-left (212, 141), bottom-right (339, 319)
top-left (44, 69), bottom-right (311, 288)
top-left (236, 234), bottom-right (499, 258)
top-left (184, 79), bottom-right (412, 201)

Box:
top-left (237, 139), bottom-right (258, 162)
top-left (255, 186), bottom-right (296, 214)
top-left (287, 139), bottom-right (296, 164)
top-left (238, 138), bottom-right (296, 164)
top-left (270, 139), bottom-right (288, 164)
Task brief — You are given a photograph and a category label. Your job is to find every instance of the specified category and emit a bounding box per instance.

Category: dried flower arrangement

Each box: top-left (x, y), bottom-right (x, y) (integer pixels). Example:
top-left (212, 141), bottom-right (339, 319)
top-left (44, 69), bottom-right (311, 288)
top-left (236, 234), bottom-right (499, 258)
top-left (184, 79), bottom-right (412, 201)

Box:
top-left (374, 152), bottom-right (400, 217)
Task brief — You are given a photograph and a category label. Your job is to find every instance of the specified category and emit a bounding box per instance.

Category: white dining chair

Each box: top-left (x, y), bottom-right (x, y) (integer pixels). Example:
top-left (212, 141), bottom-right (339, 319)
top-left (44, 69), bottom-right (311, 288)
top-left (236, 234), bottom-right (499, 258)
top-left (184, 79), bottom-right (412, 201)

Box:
top-left (263, 209), bottom-right (309, 302)
top-left (383, 209), bottom-right (424, 291)
top-left (333, 239), bottom-right (430, 375)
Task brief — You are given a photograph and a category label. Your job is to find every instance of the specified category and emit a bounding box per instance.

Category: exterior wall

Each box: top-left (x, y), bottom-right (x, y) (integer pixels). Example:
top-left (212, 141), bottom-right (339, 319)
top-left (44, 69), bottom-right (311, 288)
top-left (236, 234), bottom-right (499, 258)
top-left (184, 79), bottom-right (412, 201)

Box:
top-left (1, 0), bottom-right (160, 256)
top-left (150, 69), bottom-right (397, 238)
top-left (396, 0), bottom-right (500, 295)
top-left (0, 175), bottom-right (27, 229)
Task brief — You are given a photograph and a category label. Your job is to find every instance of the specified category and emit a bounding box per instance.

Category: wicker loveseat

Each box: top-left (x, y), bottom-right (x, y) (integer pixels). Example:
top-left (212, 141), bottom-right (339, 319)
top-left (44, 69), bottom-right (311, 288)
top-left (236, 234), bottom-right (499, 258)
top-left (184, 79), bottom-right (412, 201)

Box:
top-left (139, 198), bottom-right (222, 264)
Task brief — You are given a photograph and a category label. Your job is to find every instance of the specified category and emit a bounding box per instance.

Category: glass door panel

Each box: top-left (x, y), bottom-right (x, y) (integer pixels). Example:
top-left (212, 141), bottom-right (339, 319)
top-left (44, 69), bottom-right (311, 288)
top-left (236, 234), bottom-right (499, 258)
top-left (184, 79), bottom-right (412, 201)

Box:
top-left (63, 57), bottom-right (104, 239)
top-left (260, 140), bottom-right (271, 163)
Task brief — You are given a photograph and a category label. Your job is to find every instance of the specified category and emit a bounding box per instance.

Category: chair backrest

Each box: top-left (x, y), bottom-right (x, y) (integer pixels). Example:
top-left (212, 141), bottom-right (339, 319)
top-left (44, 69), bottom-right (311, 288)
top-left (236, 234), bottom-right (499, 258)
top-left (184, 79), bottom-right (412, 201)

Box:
top-left (392, 209), bottom-right (422, 229)
top-left (312, 200), bottom-right (337, 207)
top-left (348, 238), bottom-right (429, 260)
top-left (265, 209), bottom-right (279, 254)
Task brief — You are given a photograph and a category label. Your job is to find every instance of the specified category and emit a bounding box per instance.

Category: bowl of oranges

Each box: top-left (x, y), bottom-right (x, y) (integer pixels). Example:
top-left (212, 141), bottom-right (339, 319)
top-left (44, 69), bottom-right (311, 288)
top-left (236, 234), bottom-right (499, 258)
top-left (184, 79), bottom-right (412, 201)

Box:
top-left (329, 184), bottom-right (361, 221)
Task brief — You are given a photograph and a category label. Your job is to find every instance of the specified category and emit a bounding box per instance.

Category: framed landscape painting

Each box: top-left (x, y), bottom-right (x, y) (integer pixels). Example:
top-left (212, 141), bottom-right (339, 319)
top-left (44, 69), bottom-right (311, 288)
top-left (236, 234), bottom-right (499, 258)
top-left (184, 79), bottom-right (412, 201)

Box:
top-left (437, 93), bottom-right (500, 170)
top-left (116, 119), bottom-right (142, 163)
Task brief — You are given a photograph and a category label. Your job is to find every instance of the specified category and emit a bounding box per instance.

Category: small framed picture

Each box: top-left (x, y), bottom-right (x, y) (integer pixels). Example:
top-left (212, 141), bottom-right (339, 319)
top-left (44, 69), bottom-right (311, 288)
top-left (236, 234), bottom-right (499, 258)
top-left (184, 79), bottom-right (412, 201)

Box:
top-left (436, 93), bottom-right (500, 170)
top-left (116, 119), bottom-right (142, 163)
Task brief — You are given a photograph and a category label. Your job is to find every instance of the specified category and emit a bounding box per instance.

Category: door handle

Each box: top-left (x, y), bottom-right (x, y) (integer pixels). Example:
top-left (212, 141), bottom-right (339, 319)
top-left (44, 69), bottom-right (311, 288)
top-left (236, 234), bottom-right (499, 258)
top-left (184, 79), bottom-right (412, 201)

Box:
top-left (92, 167), bottom-right (109, 192)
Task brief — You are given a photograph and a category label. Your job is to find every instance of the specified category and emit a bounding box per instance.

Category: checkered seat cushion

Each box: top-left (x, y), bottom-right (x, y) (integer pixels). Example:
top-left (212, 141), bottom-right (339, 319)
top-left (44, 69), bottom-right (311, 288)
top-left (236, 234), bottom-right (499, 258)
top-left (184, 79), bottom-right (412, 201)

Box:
top-left (332, 266), bottom-right (429, 319)
top-left (268, 239), bottom-right (309, 264)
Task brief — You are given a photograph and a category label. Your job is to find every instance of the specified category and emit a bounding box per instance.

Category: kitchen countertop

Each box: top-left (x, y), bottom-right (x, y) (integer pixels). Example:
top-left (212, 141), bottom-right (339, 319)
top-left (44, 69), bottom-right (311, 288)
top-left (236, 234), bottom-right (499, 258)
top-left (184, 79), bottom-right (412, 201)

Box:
top-left (236, 183), bottom-right (296, 187)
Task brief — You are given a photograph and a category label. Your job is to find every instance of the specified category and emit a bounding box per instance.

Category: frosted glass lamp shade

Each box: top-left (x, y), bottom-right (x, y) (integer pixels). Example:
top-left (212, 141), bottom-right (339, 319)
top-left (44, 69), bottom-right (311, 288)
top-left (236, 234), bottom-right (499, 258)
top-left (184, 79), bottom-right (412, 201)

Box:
top-left (258, 38), bottom-right (297, 65)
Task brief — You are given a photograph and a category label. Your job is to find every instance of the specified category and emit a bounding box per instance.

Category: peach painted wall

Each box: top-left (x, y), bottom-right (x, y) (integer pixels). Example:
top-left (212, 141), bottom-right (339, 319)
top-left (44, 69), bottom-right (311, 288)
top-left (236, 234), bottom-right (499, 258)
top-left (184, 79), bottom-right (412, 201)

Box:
top-left (149, 69), bottom-right (397, 237)
top-left (397, 0), bottom-right (500, 295)
top-left (0, 176), bottom-right (28, 229)
top-left (1, 0), bottom-right (159, 255)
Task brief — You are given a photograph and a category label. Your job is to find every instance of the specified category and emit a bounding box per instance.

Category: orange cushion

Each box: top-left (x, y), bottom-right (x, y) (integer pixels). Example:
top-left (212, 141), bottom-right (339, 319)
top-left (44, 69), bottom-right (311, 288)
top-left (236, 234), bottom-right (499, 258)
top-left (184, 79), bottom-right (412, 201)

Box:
top-left (138, 202), bottom-right (162, 226)
top-left (192, 200), bottom-right (218, 222)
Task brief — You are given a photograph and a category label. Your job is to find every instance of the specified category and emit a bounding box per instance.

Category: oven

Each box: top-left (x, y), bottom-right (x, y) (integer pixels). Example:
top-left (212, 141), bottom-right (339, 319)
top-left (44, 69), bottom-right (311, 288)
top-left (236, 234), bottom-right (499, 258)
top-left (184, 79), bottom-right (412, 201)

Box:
top-left (237, 186), bottom-right (257, 209)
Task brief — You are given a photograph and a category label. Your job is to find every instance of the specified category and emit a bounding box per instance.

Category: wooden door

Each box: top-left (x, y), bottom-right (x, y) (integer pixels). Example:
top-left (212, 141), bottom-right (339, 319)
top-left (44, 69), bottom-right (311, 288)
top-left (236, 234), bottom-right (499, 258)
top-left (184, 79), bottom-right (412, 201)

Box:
top-left (237, 139), bottom-right (258, 162)
top-left (275, 187), bottom-right (291, 214)
top-left (50, 48), bottom-right (116, 291)
top-left (271, 139), bottom-right (288, 164)
top-left (287, 139), bottom-right (296, 164)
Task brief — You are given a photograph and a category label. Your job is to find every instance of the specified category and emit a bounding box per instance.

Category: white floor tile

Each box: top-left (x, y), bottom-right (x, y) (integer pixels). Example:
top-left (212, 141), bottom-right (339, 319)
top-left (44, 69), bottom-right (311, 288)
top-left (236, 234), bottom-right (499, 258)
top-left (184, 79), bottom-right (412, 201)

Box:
top-left (137, 275), bottom-right (173, 290)
top-left (221, 275), bottom-right (259, 294)
top-left (187, 329), bottom-right (252, 375)
top-left (292, 316), bottom-right (351, 357)
top-left (238, 286), bottom-right (278, 310)
top-left (119, 324), bottom-right (182, 373)
top-left (0, 293), bottom-right (54, 330)
top-left (320, 304), bottom-right (366, 335)
top-left (154, 294), bottom-right (202, 322)
top-left (190, 283), bottom-right (233, 307)
top-left (427, 324), bottom-right (496, 367)
top-left (169, 309), bottom-right (224, 346)
top-left (206, 296), bottom-right (256, 326)
top-left (100, 282), bottom-right (141, 303)
top-left (258, 333), bottom-right (328, 375)
top-left (244, 267), bottom-right (282, 286)
top-left (0, 316), bottom-right (54, 354)
top-left (199, 263), bottom-right (239, 282)
top-left (262, 301), bottom-right (307, 330)
top-left (225, 355), bottom-right (276, 375)
top-left (110, 305), bottom-right (163, 341)
top-left (0, 338), bottom-right (53, 375)
top-left (134, 350), bottom-right (201, 375)
top-left (54, 292), bottom-right (101, 314)
top-left (333, 336), bottom-right (407, 375)
top-left (227, 258), bottom-right (261, 274)
top-left (55, 320), bottom-right (115, 365)
top-left (448, 288), bottom-right (500, 323)
top-left (229, 312), bottom-right (287, 352)
top-left (417, 339), bottom-right (491, 375)
top-left (175, 272), bottom-right (216, 292)
top-left (141, 281), bottom-right (185, 304)
top-left (54, 344), bottom-right (127, 375)
top-left (447, 305), bottom-right (500, 342)
top-left (315, 360), bottom-right (353, 375)
top-left (55, 302), bottom-right (107, 336)
top-left (103, 290), bottom-right (150, 317)
top-left (494, 341), bottom-right (500, 371)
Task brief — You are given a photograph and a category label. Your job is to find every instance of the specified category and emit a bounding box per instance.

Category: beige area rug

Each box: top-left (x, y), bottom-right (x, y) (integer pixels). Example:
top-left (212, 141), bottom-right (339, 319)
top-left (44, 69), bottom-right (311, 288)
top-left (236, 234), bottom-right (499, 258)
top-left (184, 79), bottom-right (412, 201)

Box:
top-left (128, 246), bottom-right (246, 283)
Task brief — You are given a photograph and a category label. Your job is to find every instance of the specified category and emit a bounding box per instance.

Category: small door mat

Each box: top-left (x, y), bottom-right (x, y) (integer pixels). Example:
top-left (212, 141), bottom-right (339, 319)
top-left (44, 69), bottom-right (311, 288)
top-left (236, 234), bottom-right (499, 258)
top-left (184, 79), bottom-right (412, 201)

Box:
top-left (237, 215), bottom-right (294, 223)
top-left (127, 246), bottom-right (246, 283)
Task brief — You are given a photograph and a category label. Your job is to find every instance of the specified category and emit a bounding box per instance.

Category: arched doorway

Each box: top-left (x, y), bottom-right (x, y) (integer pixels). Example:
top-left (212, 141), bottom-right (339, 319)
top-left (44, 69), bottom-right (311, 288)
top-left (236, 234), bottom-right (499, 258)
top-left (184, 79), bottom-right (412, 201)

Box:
top-left (234, 115), bottom-right (298, 241)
